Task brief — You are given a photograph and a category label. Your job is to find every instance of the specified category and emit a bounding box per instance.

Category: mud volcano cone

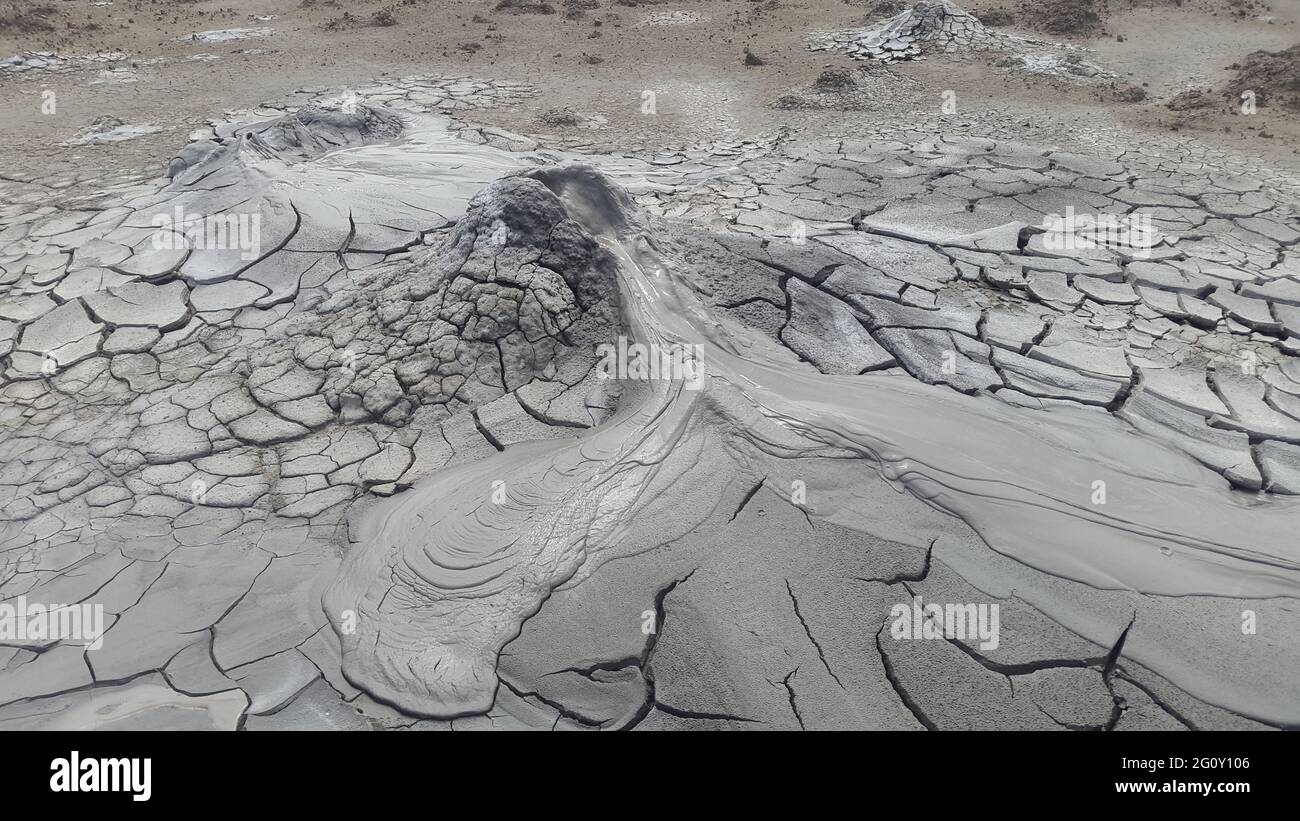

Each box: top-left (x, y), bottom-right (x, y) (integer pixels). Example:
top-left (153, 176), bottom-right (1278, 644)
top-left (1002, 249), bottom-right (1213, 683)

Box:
top-left (818, 0), bottom-right (1009, 63)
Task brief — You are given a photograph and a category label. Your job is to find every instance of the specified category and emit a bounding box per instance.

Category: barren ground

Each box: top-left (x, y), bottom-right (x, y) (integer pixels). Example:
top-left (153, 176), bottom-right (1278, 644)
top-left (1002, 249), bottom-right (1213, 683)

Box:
top-left (3, 0), bottom-right (1299, 179)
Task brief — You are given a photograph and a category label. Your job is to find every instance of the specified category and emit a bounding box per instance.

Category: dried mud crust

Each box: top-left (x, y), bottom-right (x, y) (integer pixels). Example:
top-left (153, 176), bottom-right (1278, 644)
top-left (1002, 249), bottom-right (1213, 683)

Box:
top-left (0, 75), bottom-right (1299, 730)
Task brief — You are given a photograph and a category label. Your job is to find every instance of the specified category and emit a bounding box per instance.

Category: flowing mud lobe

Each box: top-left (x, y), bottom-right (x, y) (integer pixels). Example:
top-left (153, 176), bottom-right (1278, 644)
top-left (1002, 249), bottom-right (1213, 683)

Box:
top-left (326, 165), bottom-right (1300, 719)
top-left (322, 168), bottom-right (711, 716)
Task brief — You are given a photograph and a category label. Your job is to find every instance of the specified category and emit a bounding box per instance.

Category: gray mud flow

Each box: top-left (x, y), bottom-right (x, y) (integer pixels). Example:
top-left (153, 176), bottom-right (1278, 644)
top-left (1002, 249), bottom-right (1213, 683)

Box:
top-left (326, 164), bottom-right (1300, 723)
top-left (4, 78), bottom-right (1298, 729)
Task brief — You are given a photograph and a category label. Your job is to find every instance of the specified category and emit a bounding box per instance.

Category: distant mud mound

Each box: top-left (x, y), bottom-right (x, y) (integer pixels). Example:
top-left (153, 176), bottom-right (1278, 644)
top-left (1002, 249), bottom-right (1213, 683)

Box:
top-left (1165, 88), bottom-right (1219, 111)
top-left (1223, 0), bottom-right (1271, 20)
top-left (167, 97), bottom-right (405, 178)
top-left (1227, 44), bottom-right (1300, 111)
top-left (494, 0), bottom-right (557, 13)
top-left (812, 0), bottom-right (1018, 62)
top-left (0, 2), bottom-right (58, 34)
top-left (244, 99), bottom-right (405, 157)
top-left (772, 66), bottom-right (915, 110)
top-left (1001, 0), bottom-right (1268, 37)
top-left (975, 7), bottom-right (1016, 27)
top-left (1018, 0), bottom-right (1106, 37)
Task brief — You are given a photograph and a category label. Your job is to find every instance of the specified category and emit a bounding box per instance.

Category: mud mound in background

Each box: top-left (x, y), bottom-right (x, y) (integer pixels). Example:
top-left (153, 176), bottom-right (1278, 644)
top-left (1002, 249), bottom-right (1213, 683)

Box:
top-left (1221, 0), bottom-right (1272, 20)
top-left (1165, 88), bottom-right (1220, 111)
top-left (167, 98), bottom-right (406, 178)
top-left (563, 0), bottom-right (600, 17)
top-left (867, 0), bottom-right (908, 15)
top-left (974, 7), bottom-right (1016, 27)
top-left (494, 0), bottom-right (558, 14)
top-left (772, 65), bottom-right (915, 109)
top-left (1143, 0), bottom-right (1271, 19)
top-left (991, 0), bottom-right (1271, 36)
top-left (1017, 0), bottom-right (1107, 36)
top-left (0, 3), bottom-right (57, 34)
top-left (243, 99), bottom-right (405, 157)
top-left (1227, 43), bottom-right (1300, 111)
top-left (811, 0), bottom-right (1017, 63)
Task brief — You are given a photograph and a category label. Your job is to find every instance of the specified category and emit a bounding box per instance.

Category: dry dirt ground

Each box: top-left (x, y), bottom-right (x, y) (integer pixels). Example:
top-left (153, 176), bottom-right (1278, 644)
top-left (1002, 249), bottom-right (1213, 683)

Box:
top-left (1, 0), bottom-right (1298, 180)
